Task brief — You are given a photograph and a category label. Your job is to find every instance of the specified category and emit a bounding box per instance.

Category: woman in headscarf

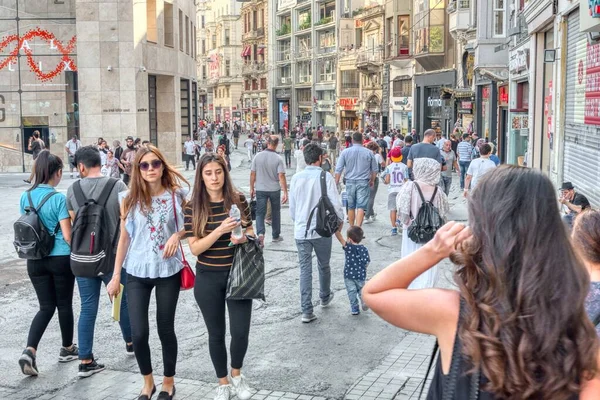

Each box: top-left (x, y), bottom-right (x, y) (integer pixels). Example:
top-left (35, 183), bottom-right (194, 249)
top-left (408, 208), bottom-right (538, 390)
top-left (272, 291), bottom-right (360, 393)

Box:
top-left (396, 158), bottom-right (449, 289)
top-left (472, 138), bottom-right (485, 159)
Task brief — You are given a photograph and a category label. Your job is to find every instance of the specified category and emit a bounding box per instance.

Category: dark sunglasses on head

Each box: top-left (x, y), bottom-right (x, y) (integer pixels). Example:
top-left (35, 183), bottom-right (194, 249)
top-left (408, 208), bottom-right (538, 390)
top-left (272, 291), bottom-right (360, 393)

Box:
top-left (139, 159), bottom-right (163, 171)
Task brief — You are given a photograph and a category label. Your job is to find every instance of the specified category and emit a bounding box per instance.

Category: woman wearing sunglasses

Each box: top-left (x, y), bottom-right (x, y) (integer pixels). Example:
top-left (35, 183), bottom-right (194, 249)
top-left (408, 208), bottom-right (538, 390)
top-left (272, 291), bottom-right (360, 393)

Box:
top-left (184, 153), bottom-right (254, 400)
top-left (108, 145), bottom-right (189, 400)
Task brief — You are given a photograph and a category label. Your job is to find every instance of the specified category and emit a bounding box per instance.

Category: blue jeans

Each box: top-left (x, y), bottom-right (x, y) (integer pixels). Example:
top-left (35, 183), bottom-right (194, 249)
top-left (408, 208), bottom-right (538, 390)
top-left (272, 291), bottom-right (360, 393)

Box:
top-left (76, 268), bottom-right (132, 360)
top-left (256, 190), bottom-right (281, 239)
top-left (344, 278), bottom-right (365, 310)
top-left (459, 161), bottom-right (471, 190)
top-left (296, 237), bottom-right (332, 315)
top-left (346, 179), bottom-right (370, 210)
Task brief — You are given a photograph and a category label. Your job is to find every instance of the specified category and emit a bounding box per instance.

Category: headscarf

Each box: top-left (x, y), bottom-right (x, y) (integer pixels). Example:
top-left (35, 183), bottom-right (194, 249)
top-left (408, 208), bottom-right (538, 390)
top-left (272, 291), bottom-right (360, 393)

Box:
top-left (396, 158), bottom-right (449, 226)
top-left (475, 138), bottom-right (485, 150)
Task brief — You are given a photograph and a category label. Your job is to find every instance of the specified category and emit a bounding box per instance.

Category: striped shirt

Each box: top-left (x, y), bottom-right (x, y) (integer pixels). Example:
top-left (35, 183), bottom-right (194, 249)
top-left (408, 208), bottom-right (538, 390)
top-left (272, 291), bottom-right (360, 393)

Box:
top-left (183, 196), bottom-right (252, 271)
top-left (457, 141), bottom-right (474, 162)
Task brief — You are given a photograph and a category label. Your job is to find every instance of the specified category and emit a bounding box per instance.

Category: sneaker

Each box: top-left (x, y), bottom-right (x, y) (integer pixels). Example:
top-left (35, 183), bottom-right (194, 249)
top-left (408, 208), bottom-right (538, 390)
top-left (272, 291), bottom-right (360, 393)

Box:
top-left (70, 173), bottom-right (73, 178)
top-left (301, 313), bottom-right (318, 323)
top-left (230, 373), bottom-right (253, 400)
top-left (126, 343), bottom-right (134, 356)
top-left (78, 359), bottom-right (105, 378)
top-left (364, 217), bottom-right (373, 224)
top-left (272, 236), bottom-right (284, 243)
top-left (391, 227), bottom-right (398, 236)
top-left (361, 300), bottom-right (369, 312)
top-left (18, 349), bottom-right (38, 376)
top-left (265, 219), bottom-right (272, 226)
top-left (58, 344), bottom-right (79, 363)
top-left (214, 384), bottom-right (232, 400)
top-left (351, 305), bottom-right (360, 315)
top-left (258, 235), bottom-right (265, 248)
top-left (321, 291), bottom-right (335, 308)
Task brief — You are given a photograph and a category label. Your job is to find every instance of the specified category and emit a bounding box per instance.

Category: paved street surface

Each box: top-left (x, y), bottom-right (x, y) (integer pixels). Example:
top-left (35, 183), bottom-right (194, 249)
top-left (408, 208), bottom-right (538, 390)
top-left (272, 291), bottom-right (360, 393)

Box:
top-left (0, 147), bottom-right (467, 399)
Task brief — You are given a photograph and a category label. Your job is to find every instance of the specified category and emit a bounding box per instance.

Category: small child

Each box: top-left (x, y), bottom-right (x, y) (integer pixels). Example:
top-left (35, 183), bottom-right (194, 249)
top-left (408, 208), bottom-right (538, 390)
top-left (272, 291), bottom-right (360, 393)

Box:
top-left (335, 226), bottom-right (370, 315)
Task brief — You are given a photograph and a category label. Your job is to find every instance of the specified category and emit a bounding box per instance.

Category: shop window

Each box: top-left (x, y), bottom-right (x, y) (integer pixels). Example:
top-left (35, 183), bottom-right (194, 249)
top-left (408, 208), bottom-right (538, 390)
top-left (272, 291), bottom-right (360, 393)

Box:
top-left (393, 79), bottom-right (411, 97)
top-left (297, 89), bottom-right (311, 102)
top-left (164, 2), bottom-right (174, 47)
top-left (493, 0), bottom-right (505, 37)
top-left (147, 0), bottom-right (157, 43)
top-left (517, 81), bottom-right (529, 110)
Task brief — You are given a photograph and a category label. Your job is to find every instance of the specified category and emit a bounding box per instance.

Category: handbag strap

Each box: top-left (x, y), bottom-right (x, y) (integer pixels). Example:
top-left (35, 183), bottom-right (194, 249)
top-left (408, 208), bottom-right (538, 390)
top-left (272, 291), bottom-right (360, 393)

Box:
top-left (171, 191), bottom-right (187, 264)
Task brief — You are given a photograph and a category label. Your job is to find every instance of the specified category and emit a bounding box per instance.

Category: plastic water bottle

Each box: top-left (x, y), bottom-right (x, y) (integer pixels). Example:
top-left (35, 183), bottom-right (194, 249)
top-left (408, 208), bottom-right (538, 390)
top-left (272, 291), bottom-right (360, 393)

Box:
top-left (341, 189), bottom-right (348, 207)
top-left (229, 204), bottom-right (244, 240)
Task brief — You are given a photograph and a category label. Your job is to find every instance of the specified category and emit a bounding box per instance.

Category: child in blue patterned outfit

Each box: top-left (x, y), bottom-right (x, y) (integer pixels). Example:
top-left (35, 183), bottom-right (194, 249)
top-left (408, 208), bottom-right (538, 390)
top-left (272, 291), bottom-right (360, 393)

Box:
top-left (335, 226), bottom-right (370, 315)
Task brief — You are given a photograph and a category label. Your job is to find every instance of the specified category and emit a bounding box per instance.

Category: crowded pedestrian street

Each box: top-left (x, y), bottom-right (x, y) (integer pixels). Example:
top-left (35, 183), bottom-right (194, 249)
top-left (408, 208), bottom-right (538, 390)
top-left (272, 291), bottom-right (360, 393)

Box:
top-left (0, 145), bottom-right (467, 400)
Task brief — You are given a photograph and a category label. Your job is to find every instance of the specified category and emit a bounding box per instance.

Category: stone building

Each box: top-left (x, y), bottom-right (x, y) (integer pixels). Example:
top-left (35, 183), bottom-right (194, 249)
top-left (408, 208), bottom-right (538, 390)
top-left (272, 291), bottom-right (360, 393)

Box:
top-left (0, 0), bottom-right (197, 172)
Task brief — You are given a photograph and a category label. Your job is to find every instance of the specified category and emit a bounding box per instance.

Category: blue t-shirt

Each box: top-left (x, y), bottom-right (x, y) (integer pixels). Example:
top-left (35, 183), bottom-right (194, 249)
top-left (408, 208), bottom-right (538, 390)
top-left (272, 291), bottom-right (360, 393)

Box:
top-left (19, 184), bottom-right (71, 256)
top-left (342, 242), bottom-right (370, 281)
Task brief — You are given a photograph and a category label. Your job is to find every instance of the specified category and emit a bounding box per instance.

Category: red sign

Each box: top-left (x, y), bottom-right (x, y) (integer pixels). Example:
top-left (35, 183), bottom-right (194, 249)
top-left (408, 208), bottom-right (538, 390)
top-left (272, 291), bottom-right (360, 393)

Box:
top-left (482, 87), bottom-right (490, 99)
top-left (339, 98), bottom-right (358, 110)
top-left (499, 86), bottom-right (509, 104)
top-left (225, 110), bottom-right (230, 120)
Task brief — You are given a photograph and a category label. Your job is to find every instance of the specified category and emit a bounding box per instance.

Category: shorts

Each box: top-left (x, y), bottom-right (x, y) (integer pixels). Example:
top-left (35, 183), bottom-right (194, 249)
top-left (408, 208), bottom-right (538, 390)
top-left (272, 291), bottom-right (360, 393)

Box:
top-left (346, 180), bottom-right (370, 210)
top-left (388, 192), bottom-right (399, 211)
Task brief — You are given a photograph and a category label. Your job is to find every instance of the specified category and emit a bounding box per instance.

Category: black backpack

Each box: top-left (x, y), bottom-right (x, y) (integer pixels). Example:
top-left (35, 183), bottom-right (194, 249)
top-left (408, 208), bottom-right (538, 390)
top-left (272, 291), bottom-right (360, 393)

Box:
top-left (305, 171), bottom-right (341, 238)
top-left (13, 191), bottom-right (58, 260)
top-left (408, 184), bottom-right (444, 244)
top-left (70, 178), bottom-right (119, 277)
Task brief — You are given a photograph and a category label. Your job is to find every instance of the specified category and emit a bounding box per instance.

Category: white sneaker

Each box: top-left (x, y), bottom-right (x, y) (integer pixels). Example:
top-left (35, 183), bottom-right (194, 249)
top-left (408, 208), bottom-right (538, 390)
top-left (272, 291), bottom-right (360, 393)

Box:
top-left (230, 373), bottom-right (253, 400)
top-left (214, 384), bottom-right (232, 400)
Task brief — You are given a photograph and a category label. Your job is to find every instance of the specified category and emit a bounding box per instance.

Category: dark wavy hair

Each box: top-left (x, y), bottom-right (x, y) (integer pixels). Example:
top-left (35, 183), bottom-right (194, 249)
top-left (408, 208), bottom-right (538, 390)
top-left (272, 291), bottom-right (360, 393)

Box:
top-left (451, 165), bottom-right (598, 399)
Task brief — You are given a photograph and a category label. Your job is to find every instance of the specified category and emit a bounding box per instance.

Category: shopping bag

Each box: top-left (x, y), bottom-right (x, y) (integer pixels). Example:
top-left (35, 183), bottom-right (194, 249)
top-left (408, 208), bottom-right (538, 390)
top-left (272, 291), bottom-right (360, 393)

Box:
top-left (226, 236), bottom-right (265, 300)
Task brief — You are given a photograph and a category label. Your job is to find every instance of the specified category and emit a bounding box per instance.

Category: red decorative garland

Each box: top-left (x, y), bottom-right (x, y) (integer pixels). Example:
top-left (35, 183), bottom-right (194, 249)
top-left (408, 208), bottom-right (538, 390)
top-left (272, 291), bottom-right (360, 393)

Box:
top-left (0, 27), bottom-right (77, 82)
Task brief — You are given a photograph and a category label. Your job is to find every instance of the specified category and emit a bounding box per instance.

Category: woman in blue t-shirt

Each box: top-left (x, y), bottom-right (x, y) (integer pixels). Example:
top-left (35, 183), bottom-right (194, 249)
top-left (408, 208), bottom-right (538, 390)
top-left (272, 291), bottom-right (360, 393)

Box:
top-left (18, 150), bottom-right (77, 376)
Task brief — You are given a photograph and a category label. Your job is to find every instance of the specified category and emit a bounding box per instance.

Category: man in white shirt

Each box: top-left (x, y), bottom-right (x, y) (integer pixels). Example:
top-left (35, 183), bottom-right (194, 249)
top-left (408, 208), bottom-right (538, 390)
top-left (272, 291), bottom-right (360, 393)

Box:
top-left (290, 143), bottom-right (344, 323)
top-left (243, 134), bottom-right (255, 162)
top-left (183, 136), bottom-right (197, 170)
top-left (464, 143), bottom-right (496, 196)
top-left (65, 135), bottom-right (81, 178)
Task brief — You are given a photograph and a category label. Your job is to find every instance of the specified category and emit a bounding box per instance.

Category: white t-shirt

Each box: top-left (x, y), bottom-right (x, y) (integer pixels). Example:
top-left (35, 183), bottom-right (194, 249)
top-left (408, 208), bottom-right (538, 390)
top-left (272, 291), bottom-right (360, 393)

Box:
top-left (65, 139), bottom-right (80, 155)
top-left (383, 136), bottom-right (392, 147)
top-left (294, 149), bottom-right (307, 173)
top-left (467, 157), bottom-right (496, 188)
top-left (392, 138), bottom-right (403, 148)
top-left (184, 141), bottom-right (196, 155)
top-left (381, 162), bottom-right (409, 193)
top-left (244, 138), bottom-right (254, 150)
top-left (375, 153), bottom-right (384, 175)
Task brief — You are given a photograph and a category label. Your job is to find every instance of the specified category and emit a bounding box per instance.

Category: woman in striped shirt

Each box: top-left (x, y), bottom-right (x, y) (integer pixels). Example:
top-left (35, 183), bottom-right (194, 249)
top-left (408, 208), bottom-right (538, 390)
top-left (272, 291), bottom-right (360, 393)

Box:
top-left (184, 153), bottom-right (255, 400)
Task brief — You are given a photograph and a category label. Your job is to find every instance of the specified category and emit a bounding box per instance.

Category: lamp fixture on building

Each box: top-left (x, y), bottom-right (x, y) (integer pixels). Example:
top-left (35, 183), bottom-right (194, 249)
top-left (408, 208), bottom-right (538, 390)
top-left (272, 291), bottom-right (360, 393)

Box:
top-left (544, 49), bottom-right (556, 63)
top-left (139, 66), bottom-right (147, 72)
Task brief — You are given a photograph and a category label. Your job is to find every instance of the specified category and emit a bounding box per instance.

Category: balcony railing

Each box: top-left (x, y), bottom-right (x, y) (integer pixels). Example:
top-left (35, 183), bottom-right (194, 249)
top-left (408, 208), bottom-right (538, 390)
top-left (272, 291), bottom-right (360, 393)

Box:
top-left (357, 50), bottom-right (383, 65)
top-left (278, 50), bottom-right (292, 62)
top-left (448, 0), bottom-right (470, 12)
top-left (297, 75), bottom-right (312, 84)
top-left (280, 77), bottom-right (292, 84)
top-left (276, 24), bottom-right (291, 36)
top-left (315, 16), bottom-right (334, 26)
top-left (242, 62), bottom-right (266, 75)
top-left (318, 46), bottom-right (336, 54)
top-left (340, 87), bottom-right (359, 97)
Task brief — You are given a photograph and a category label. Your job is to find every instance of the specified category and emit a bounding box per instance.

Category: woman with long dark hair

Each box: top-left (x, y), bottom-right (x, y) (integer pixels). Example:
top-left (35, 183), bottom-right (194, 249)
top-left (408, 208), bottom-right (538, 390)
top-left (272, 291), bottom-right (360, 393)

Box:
top-left (108, 145), bottom-right (189, 400)
top-left (184, 153), bottom-right (255, 400)
top-left (18, 150), bottom-right (78, 376)
top-left (364, 165), bottom-right (600, 399)
top-left (572, 210), bottom-right (600, 336)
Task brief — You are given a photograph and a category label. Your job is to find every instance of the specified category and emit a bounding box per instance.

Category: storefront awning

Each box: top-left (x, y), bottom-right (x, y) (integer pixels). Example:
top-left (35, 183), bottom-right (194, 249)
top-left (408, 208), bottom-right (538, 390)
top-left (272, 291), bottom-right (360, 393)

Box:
top-left (241, 46), bottom-right (251, 57)
top-left (441, 87), bottom-right (474, 100)
top-left (258, 47), bottom-right (264, 55)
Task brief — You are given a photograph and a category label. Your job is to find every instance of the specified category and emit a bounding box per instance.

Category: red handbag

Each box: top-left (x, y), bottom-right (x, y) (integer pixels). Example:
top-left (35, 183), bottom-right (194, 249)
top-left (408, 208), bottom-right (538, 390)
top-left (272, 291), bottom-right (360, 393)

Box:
top-left (172, 192), bottom-right (195, 290)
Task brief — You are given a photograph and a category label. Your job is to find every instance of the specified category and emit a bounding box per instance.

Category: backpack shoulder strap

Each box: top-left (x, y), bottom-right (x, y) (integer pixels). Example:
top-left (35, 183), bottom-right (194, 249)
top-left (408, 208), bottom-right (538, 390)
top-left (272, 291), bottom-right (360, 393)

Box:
top-left (418, 340), bottom-right (439, 399)
top-left (413, 182), bottom-right (426, 204)
top-left (26, 191), bottom-right (34, 211)
top-left (72, 180), bottom-right (86, 208)
top-left (320, 170), bottom-right (327, 198)
top-left (430, 185), bottom-right (439, 204)
top-left (96, 178), bottom-right (119, 207)
top-left (36, 191), bottom-right (58, 212)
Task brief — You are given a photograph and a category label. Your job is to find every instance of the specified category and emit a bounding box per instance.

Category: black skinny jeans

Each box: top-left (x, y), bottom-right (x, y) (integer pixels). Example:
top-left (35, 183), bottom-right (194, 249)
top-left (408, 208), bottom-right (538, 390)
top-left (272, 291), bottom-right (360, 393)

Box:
top-left (284, 150), bottom-right (292, 166)
top-left (27, 255), bottom-right (75, 350)
top-left (127, 272), bottom-right (181, 377)
top-left (194, 268), bottom-right (253, 379)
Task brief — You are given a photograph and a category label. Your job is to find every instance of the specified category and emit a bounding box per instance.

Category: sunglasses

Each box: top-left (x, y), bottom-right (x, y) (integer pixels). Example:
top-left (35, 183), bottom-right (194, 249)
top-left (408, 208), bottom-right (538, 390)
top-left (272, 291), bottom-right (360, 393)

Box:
top-left (139, 159), bottom-right (163, 171)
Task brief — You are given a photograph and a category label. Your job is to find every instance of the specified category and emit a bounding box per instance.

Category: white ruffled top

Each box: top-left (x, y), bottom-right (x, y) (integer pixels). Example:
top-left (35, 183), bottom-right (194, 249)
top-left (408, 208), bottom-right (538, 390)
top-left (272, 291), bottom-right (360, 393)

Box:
top-left (119, 188), bottom-right (188, 279)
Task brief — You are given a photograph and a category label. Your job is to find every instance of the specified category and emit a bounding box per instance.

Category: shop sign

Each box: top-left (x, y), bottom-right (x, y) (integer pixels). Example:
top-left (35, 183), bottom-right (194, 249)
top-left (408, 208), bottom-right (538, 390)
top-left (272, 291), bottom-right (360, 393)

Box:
top-left (574, 39), bottom-right (600, 125)
top-left (275, 89), bottom-right (291, 98)
top-left (499, 86), bottom-right (509, 106)
top-left (209, 104), bottom-right (214, 111)
top-left (427, 97), bottom-right (442, 107)
top-left (233, 111), bottom-right (241, 118)
top-left (301, 113), bottom-right (311, 121)
top-left (251, 108), bottom-right (258, 114)
top-left (458, 101), bottom-right (473, 114)
top-left (482, 87), bottom-right (490, 99)
top-left (381, 64), bottom-right (390, 113)
top-left (509, 49), bottom-right (529, 74)
top-left (225, 110), bottom-right (230, 120)
top-left (209, 51), bottom-right (220, 79)
top-left (392, 97), bottom-right (412, 111)
top-left (590, 1), bottom-right (600, 18)
top-left (339, 98), bottom-right (358, 110)
top-left (315, 100), bottom-right (335, 112)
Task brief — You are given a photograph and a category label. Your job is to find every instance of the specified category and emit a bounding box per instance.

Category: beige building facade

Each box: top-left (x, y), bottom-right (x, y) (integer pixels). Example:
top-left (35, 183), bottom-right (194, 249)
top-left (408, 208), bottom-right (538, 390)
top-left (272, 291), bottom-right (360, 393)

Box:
top-left (0, 0), bottom-right (197, 172)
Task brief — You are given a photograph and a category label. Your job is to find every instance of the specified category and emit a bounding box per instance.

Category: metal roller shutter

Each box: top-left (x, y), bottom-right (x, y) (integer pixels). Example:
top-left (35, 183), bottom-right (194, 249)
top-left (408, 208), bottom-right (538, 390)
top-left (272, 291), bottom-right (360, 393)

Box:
top-left (564, 9), bottom-right (600, 206)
